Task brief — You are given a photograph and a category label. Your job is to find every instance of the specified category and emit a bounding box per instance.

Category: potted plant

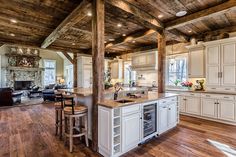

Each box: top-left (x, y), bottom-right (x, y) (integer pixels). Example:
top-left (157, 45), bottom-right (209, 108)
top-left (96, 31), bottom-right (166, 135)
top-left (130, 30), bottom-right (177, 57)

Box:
top-left (181, 81), bottom-right (193, 90)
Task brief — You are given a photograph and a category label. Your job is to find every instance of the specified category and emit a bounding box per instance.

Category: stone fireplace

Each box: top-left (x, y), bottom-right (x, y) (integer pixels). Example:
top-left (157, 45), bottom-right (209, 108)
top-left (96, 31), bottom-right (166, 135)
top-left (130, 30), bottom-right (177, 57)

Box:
top-left (4, 47), bottom-right (44, 89)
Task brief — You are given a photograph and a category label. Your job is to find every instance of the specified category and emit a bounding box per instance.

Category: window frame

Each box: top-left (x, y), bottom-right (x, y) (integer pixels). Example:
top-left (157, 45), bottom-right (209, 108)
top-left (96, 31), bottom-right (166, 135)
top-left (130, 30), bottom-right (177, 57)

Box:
top-left (43, 59), bottom-right (56, 86)
top-left (166, 53), bottom-right (188, 88)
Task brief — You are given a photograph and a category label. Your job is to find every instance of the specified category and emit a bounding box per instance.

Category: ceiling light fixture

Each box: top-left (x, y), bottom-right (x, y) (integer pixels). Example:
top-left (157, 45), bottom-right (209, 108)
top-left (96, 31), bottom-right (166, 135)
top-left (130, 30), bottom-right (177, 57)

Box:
top-left (188, 30), bottom-right (192, 33)
top-left (109, 38), bottom-right (115, 41)
top-left (10, 19), bottom-right (17, 23)
top-left (176, 10), bottom-right (187, 17)
top-left (158, 14), bottom-right (163, 18)
top-left (132, 40), bottom-right (136, 43)
top-left (87, 11), bottom-right (92, 17)
top-left (117, 23), bottom-right (122, 27)
top-left (72, 43), bottom-right (75, 45)
top-left (10, 33), bottom-right (15, 37)
top-left (122, 34), bottom-right (126, 37)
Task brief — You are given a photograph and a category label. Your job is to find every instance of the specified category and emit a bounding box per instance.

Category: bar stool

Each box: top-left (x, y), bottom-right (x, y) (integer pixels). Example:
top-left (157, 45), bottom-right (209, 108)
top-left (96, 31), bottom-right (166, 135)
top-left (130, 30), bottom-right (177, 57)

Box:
top-left (54, 91), bottom-right (64, 139)
top-left (63, 94), bottom-right (89, 153)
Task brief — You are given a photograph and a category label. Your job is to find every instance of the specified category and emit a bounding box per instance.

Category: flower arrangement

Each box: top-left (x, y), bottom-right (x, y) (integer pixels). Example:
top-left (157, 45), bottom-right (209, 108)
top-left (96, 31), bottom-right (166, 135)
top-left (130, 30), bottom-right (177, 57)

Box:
top-left (181, 81), bottom-right (193, 89)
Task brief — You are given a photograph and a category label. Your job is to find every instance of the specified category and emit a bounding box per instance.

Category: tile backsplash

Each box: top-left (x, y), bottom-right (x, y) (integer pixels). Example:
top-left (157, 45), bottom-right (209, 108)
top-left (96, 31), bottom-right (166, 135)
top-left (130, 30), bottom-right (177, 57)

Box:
top-left (136, 71), bottom-right (157, 87)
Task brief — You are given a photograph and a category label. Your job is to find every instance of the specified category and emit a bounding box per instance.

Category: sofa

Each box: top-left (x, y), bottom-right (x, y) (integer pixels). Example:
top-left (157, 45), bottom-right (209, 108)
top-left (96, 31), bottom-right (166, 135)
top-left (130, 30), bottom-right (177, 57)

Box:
top-left (0, 88), bottom-right (23, 106)
top-left (42, 84), bottom-right (67, 101)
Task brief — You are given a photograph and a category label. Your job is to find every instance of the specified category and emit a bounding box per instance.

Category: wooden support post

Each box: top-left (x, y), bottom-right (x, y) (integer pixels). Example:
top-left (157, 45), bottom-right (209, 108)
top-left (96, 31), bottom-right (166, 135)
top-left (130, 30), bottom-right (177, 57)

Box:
top-left (157, 31), bottom-right (166, 93)
top-left (73, 53), bottom-right (78, 88)
top-left (91, 0), bottom-right (105, 151)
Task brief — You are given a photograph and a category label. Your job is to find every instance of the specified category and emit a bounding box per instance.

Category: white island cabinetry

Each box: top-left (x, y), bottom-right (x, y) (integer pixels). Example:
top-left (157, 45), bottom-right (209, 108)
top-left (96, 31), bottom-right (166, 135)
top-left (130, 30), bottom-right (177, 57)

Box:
top-left (98, 95), bottom-right (178, 157)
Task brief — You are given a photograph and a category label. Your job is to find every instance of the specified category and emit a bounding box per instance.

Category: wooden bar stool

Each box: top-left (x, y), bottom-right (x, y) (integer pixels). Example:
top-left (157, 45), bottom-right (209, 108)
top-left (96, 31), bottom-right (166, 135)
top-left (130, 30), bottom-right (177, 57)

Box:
top-left (63, 94), bottom-right (89, 153)
top-left (54, 91), bottom-right (64, 139)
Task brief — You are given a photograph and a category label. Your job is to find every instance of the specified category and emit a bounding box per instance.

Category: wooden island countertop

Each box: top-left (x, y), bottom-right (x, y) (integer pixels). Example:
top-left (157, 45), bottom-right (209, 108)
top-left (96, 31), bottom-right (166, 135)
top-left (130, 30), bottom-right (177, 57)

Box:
top-left (98, 92), bottom-right (179, 108)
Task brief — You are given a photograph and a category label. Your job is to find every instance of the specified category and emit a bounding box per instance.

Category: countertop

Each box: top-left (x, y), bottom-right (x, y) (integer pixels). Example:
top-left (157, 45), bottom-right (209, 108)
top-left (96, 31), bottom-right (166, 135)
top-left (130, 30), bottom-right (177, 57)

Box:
top-left (98, 92), bottom-right (178, 108)
top-left (59, 87), bottom-right (148, 97)
top-left (166, 89), bottom-right (236, 95)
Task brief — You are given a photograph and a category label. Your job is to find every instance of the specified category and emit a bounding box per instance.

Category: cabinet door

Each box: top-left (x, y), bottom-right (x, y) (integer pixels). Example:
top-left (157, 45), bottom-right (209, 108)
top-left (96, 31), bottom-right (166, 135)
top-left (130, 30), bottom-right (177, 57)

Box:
top-left (186, 97), bottom-right (201, 115)
top-left (83, 65), bottom-right (92, 88)
top-left (146, 53), bottom-right (155, 65)
top-left (189, 49), bottom-right (204, 78)
top-left (158, 105), bottom-right (169, 134)
top-left (201, 98), bottom-right (217, 118)
top-left (122, 113), bottom-right (141, 152)
top-left (132, 56), bottom-right (139, 67)
top-left (179, 96), bottom-right (186, 113)
top-left (168, 103), bottom-right (177, 129)
top-left (111, 62), bottom-right (118, 79)
top-left (139, 55), bottom-right (146, 65)
top-left (221, 42), bottom-right (236, 86)
top-left (218, 100), bottom-right (236, 122)
top-left (206, 45), bottom-right (221, 86)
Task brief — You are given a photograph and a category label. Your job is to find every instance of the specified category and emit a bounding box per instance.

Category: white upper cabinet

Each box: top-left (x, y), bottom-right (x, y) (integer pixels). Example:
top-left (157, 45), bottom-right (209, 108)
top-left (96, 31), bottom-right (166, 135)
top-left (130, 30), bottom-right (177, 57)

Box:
top-left (186, 45), bottom-right (205, 78)
top-left (204, 37), bottom-right (236, 89)
top-left (131, 50), bottom-right (157, 70)
top-left (221, 42), bottom-right (236, 86)
top-left (110, 59), bottom-right (123, 79)
top-left (206, 45), bottom-right (221, 86)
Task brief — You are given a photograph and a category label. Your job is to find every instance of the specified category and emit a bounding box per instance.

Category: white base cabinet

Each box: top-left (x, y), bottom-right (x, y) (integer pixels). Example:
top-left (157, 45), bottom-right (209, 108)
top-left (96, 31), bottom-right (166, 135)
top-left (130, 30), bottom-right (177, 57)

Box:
top-left (179, 92), bottom-right (236, 125)
top-left (158, 97), bottom-right (178, 134)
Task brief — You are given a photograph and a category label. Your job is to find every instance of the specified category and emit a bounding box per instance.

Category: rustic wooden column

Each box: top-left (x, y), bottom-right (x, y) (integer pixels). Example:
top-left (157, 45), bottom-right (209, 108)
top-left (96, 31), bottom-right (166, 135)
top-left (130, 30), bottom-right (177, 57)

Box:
top-left (91, 0), bottom-right (105, 151)
top-left (73, 53), bottom-right (78, 88)
top-left (157, 30), bottom-right (166, 93)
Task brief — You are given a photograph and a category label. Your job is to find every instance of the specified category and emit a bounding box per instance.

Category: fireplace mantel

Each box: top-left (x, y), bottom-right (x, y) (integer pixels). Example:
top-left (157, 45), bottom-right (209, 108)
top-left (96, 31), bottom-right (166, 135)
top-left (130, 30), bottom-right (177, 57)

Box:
top-left (7, 66), bottom-right (44, 72)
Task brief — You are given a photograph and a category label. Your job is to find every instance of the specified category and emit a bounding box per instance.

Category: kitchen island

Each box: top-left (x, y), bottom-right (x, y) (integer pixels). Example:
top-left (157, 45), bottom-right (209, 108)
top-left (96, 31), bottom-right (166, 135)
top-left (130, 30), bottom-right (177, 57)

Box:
top-left (98, 92), bottom-right (179, 157)
top-left (60, 87), bottom-right (148, 139)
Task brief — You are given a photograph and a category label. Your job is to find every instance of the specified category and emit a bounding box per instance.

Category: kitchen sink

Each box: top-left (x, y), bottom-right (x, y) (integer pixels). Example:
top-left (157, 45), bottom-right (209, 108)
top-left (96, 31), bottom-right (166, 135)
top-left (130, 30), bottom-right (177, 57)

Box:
top-left (115, 99), bottom-right (134, 103)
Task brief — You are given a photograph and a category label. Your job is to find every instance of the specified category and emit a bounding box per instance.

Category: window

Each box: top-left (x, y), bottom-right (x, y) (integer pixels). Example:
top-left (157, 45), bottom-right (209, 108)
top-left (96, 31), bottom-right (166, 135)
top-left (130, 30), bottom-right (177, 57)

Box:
top-left (44, 60), bottom-right (56, 85)
top-left (123, 61), bottom-right (136, 86)
top-left (166, 54), bottom-right (187, 86)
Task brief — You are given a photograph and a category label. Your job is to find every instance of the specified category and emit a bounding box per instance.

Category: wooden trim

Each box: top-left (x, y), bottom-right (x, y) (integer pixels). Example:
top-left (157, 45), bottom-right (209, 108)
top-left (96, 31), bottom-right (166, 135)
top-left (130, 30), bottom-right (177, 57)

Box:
top-left (167, 29), bottom-right (189, 42)
top-left (62, 52), bottom-right (73, 64)
top-left (41, 0), bottom-right (91, 48)
top-left (92, 0), bottom-right (105, 151)
top-left (166, 0), bottom-right (236, 30)
top-left (157, 31), bottom-right (166, 93)
top-left (107, 0), bottom-right (164, 32)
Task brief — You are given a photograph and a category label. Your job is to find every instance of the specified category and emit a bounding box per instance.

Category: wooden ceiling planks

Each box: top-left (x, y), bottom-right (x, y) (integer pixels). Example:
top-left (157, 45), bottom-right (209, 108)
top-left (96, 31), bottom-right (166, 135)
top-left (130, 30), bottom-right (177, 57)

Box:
top-left (0, 0), bottom-right (236, 55)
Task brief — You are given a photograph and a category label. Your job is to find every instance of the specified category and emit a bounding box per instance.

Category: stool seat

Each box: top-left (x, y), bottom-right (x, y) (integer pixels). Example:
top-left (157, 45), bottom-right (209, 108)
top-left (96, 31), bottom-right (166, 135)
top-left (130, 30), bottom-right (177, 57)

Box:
top-left (64, 106), bottom-right (87, 115)
top-left (54, 102), bottom-right (63, 109)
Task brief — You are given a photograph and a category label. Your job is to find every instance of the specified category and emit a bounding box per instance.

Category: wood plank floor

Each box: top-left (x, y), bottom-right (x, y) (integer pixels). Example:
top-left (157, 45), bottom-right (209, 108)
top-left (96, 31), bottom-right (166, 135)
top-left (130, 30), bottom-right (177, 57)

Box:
top-left (1, 102), bottom-right (236, 157)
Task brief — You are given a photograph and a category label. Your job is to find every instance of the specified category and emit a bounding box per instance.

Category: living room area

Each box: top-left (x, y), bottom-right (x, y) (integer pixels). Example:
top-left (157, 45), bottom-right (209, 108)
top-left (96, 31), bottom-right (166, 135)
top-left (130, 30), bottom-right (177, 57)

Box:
top-left (0, 44), bottom-right (73, 107)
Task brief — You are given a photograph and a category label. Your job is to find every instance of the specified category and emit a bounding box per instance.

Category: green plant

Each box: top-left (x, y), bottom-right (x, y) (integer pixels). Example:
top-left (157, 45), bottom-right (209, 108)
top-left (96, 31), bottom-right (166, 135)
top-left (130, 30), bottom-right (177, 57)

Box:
top-left (173, 79), bottom-right (181, 86)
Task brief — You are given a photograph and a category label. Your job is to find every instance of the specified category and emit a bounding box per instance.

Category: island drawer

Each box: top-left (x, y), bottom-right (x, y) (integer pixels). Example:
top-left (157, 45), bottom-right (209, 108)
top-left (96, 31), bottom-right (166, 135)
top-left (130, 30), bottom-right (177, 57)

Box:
top-left (159, 97), bottom-right (177, 105)
top-left (122, 104), bottom-right (141, 116)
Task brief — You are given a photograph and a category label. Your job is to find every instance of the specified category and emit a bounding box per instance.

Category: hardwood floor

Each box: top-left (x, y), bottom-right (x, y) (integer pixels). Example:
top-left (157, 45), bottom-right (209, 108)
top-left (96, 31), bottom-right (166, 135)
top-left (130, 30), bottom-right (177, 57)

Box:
top-left (0, 103), bottom-right (236, 157)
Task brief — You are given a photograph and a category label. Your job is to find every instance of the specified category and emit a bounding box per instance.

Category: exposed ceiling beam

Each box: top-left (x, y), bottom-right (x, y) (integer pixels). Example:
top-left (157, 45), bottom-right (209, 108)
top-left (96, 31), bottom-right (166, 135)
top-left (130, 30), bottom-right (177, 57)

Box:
top-left (106, 29), bottom-right (156, 48)
top-left (41, 0), bottom-right (91, 48)
top-left (62, 52), bottom-right (73, 64)
top-left (195, 25), bottom-right (236, 40)
top-left (106, 0), bottom-right (164, 32)
top-left (166, 0), bottom-right (236, 30)
top-left (167, 29), bottom-right (190, 42)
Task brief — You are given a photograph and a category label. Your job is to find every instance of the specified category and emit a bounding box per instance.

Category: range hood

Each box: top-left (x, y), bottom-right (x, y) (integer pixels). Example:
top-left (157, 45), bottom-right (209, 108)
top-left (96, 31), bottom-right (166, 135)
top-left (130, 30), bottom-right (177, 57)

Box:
top-left (131, 50), bottom-right (158, 71)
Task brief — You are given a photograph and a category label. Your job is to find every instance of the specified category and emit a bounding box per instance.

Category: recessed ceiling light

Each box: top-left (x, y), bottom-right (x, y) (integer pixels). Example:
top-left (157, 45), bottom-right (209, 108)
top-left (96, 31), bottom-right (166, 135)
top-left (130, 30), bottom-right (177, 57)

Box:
top-left (176, 10), bottom-right (187, 17)
top-left (188, 30), bottom-right (192, 33)
top-left (132, 40), bottom-right (136, 43)
top-left (109, 38), bottom-right (115, 41)
top-left (10, 33), bottom-right (15, 37)
top-left (158, 14), bottom-right (163, 18)
top-left (104, 41), bottom-right (107, 44)
top-left (122, 34), bottom-right (126, 37)
top-left (10, 19), bottom-right (17, 23)
top-left (87, 11), bottom-right (92, 17)
top-left (117, 23), bottom-right (122, 27)
top-left (72, 43), bottom-right (75, 45)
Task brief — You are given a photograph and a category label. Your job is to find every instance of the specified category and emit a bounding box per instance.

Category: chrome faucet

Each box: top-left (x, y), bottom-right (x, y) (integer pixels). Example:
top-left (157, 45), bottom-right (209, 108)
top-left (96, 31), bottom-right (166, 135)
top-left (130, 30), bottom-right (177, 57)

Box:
top-left (114, 83), bottom-right (123, 100)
